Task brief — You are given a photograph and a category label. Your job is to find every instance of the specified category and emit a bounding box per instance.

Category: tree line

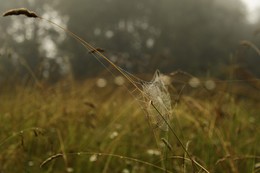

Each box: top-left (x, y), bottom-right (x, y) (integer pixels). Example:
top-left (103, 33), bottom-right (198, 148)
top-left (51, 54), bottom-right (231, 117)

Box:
top-left (0, 0), bottom-right (260, 83)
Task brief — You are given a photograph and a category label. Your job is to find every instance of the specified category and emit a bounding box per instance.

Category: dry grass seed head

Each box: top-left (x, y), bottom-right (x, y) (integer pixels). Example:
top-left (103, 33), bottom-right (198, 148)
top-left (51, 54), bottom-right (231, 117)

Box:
top-left (3, 8), bottom-right (38, 18)
top-left (88, 47), bottom-right (105, 54)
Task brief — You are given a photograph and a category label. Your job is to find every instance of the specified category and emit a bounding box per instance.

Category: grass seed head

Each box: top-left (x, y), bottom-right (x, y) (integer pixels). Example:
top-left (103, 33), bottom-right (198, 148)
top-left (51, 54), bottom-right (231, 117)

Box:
top-left (3, 8), bottom-right (38, 18)
top-left (89, 47), bottom-right (105, 54)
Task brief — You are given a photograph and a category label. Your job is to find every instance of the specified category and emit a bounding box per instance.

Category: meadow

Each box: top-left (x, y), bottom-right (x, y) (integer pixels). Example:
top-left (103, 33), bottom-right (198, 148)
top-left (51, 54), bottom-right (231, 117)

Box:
top-left (0, 73), bottom-right (259, 173)
top-left (0, 8), bottom-right (260, 173)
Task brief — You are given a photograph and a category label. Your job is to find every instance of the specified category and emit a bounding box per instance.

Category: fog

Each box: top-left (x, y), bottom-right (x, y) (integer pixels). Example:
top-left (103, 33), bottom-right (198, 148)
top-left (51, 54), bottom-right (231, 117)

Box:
top-left (1, 0), bottom-right (260, 82)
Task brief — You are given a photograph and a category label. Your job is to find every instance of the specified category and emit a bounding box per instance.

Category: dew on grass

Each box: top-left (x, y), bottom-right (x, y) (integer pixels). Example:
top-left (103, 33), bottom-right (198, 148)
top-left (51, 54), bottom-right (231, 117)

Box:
top-left (110, 131), bottom-right (119, 139)
top-left (114, 76), bottom-right (125, 86)
top-left (96, 78), bottom-right (107, 88)
top-left (28, 161), bottom-right (34, 167)
top-left (146, 149), bottom-right (161, 156)
top-left (66, 167), bottom-right (74, 173)
top-left (89, 154), bottom-right (98, 162)
top-left (122, 168), bottom-right (130, 173)
top-left (205, 80), bottom-right (216, 90)
top-left (189, 77), bottom-right (200, 88)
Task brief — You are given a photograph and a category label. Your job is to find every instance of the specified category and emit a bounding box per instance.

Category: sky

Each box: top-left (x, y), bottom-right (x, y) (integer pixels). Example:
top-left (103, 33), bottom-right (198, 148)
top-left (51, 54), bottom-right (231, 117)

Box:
top-left (241, 0), bottom-right (260, 23)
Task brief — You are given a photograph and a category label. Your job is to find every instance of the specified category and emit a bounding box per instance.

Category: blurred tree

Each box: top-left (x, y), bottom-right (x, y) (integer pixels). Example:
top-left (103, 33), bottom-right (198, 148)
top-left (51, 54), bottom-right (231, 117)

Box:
top-left (0, 0), bottom-right (68, 83)
top-left (238, 35), bottom-right (260, 76)
top-left (155, 0), bottom-right (249, 75)
top-left (1, 0), bottom-right (255, 81)
top-left (58, 0), bottom-right (249, 78)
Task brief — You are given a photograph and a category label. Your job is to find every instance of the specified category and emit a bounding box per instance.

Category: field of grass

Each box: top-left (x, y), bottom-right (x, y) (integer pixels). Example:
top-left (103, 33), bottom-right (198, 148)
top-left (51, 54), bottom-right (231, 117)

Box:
top-left (0, 75), bottom-right (259, 173)
top-left (1, 6), bottom-right (260, 173)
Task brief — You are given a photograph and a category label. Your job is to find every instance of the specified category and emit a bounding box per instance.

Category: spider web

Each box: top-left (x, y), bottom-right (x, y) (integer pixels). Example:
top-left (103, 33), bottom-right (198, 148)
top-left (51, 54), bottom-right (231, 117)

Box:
top-left (141, 70), bottom-right (172, 131)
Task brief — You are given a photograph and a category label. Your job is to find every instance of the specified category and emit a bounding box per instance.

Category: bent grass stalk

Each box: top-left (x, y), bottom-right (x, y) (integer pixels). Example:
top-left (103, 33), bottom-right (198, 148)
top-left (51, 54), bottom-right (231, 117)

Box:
top-left (240, 40), bottom-right (260, 57)
top-left (40, 152), bottom-right (173, 173)
top-left (151, 101), bottom-right (210, 173)
top-left (3, 8), bottom-right (207, 172)
top-left (0, 127), bottom-right (45, 147)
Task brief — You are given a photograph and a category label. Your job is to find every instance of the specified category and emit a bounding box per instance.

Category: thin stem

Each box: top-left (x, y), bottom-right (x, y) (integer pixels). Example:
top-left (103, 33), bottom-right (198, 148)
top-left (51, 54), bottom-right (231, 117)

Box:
top-left (38, 17), bottom-right (147, 98)
top-left (151, 101), bottom-right (210, 173)
top-left (40, 152), bottom-right (173, 173)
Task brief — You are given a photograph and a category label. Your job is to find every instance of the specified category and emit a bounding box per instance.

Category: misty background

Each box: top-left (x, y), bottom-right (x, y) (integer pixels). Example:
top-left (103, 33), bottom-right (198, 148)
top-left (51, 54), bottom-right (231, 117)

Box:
top-left (1, 0), bottom-right (260, 83)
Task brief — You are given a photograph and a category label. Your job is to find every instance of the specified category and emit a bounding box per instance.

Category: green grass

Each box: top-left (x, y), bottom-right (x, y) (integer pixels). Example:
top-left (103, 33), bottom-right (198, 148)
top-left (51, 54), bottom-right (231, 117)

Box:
top-left (0, 79), bottom-right (259, 173)
top-left (1, 8), bottom-right (259, 173)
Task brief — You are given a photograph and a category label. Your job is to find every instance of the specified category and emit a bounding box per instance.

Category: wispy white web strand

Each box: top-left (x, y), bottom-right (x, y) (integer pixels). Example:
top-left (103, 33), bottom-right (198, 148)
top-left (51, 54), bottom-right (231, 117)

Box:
top-left (142, 70), bottom-right (172, 131)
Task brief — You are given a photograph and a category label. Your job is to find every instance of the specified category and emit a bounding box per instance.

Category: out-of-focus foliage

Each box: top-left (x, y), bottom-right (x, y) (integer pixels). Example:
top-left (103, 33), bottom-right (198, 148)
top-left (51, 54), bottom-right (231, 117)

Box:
top-left (243, 9), bottom-right (260, 75)
top-left (1, 0), bottom-right (259, 81)
top-left (59, 0), bottom-right (250, 77)
top-left (0, 0), bottom-right (68, 83)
